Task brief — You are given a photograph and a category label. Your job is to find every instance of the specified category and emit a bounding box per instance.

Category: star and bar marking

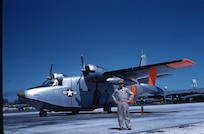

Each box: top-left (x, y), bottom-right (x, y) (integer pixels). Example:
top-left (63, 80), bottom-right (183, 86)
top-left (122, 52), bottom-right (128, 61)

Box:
top-left (63, 88), bottom-right (77, 97)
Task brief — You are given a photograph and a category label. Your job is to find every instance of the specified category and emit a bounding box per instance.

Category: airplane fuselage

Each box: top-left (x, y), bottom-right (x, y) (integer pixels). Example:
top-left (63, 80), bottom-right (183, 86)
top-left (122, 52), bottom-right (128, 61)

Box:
top-left (20, 74), bottom-right (163, 116)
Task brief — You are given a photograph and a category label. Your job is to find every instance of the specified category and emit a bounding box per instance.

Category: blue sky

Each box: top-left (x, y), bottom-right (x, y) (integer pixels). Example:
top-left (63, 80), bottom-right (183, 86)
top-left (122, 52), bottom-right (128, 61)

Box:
top-left (3, 0), bottom-right (204, 102)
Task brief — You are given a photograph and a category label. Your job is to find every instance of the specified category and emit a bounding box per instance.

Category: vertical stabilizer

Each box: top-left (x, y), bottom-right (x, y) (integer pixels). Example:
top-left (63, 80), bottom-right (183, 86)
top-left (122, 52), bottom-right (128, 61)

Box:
top-left (139, 50), bottom-right (147, 66)
top-left (138, 51), bottom-right (157, 85)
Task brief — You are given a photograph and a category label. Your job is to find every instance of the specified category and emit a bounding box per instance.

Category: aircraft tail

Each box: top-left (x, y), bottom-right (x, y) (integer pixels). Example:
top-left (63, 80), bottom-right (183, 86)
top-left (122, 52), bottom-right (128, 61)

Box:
top-left (138, 51), bottom-right (156, 85)
top-left (139, 51), bottom-right (147, 66)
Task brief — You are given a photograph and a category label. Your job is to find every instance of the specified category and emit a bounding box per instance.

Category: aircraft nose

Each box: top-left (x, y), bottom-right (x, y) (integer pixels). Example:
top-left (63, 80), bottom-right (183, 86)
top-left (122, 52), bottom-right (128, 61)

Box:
top-left (18, 91), bottom-right (25, 98)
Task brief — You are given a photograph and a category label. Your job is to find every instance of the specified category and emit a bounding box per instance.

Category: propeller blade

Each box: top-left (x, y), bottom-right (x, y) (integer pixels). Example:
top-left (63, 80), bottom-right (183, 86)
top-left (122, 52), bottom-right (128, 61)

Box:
top-left (80, 55), bottom-right (94, 76)
top-left (81, 55), bottom-right (86, 73)
top-left (81, 55), bottom-right (85, 68)
top-left (49, 64), bottom-right (53, 79)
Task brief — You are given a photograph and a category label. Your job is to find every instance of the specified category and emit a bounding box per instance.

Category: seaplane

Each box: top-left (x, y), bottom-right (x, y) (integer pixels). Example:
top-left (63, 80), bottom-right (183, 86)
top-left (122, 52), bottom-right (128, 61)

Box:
top-left (18, 53), bottom-right (195, 117)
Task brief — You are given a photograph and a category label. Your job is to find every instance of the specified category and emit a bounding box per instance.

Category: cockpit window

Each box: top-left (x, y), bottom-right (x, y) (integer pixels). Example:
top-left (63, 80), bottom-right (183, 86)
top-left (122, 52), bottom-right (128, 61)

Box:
top-left (42, 79), bottom-right (59, 86)
top-left (52, 79), bottom-right (59, 86)
top-left (42, 79), bottom-right (50, 85)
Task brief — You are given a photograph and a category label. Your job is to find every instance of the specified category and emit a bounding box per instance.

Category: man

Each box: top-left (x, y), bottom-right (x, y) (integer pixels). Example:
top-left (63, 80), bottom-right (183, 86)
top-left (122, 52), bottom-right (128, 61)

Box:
top-left (112, 79), bottom-right (134, 130)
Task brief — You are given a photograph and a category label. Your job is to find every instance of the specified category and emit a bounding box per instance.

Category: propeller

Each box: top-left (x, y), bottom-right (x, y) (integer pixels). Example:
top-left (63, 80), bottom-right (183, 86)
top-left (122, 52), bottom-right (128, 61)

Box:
top-left (48, 64), bottom-right (53, 80)
top-left (81, 55), bottom-right (86, 74)
top-left (77, 55), bottom-right (85, 88)
top-left (78, 55), bottom-right (96, 87)
top-left (78, 55), bottom-right (95, 82)
top-left (80, 55), bottom-right (91, 76)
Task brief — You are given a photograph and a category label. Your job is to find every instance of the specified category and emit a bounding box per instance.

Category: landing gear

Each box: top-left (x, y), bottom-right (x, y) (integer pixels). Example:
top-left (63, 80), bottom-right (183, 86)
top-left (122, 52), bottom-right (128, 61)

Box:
top-left (72, 110), bottom-right (79, 114)
top-left (39, 109), bottom-right (47, 117)
top-left (103, 105), bottom-right (112, 113)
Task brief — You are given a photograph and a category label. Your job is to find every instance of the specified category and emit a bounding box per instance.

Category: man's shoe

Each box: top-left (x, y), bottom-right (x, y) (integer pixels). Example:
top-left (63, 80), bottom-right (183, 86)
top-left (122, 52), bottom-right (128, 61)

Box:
top-left (119, 127), bottom-right (123, 130)
top-left (128, 127), bottom-right (131, 130)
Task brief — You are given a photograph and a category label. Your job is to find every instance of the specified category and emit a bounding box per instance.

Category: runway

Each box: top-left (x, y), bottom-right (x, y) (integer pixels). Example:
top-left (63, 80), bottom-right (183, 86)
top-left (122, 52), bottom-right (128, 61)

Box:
top-left (3, 102), bottom-right (204, 134)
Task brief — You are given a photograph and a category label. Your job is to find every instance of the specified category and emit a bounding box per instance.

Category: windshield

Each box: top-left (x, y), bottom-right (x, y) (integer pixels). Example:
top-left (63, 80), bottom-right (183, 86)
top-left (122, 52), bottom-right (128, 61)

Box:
top-left (42, 79), bottom-right (59, 86)
top-left (28, 78), bottom-right (60, 90)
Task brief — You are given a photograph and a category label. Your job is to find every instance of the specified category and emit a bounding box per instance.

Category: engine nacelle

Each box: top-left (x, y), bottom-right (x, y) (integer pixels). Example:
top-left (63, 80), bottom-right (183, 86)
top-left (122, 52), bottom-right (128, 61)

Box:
top-left (84, 64), bottom-right (107, 82)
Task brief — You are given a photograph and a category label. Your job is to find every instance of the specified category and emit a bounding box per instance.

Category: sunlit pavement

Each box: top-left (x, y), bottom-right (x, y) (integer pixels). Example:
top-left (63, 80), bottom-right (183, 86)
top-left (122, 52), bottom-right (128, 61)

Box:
top-left (3, 102), bottom-right (204, 134)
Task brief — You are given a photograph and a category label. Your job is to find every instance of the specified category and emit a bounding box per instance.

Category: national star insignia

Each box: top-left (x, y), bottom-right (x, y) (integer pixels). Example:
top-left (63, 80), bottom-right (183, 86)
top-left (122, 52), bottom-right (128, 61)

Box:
top-left (63, 89), bottom-right (77, 97)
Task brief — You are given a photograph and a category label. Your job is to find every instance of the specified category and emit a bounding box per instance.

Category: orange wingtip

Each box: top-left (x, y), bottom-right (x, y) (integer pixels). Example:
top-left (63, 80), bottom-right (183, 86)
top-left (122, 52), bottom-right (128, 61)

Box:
top-left (167, 59), bottom-right (195, 69)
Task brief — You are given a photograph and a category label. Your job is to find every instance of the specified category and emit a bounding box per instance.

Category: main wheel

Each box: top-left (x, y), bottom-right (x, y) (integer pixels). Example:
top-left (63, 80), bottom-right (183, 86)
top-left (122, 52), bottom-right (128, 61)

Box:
top-left (72, 110), bottom-right (79, 114)
top-left (103, 105), bottom-right (112, 113)
top-left (39, 109), bottom-right (47, 117)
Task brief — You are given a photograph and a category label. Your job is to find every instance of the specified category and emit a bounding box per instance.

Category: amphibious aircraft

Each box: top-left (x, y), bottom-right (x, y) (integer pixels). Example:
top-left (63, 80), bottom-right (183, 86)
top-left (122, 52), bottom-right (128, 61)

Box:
top-left (18, 53), bottom-right (195, 117)
top-left (181, 94), bottom-right (204, 102)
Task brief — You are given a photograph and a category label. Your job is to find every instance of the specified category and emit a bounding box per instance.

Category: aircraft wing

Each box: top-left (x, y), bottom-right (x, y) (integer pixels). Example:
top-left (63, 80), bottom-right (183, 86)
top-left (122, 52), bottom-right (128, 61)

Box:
top-left (103, 58), bottom-right (195, 81)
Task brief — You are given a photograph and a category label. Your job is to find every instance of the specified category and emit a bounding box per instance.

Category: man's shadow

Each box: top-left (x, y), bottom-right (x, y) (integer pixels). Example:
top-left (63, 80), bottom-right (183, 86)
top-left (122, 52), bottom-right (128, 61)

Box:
top-left (109, 128), bottom-right (130, 130)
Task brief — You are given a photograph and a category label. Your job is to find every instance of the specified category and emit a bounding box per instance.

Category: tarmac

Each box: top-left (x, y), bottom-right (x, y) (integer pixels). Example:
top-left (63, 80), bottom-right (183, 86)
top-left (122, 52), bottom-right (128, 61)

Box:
top-left (3, 102), bottom-right (204, 134)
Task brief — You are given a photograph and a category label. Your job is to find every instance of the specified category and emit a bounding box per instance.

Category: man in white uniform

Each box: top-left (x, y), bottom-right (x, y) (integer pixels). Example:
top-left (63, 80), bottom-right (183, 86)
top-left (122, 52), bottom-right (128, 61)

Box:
top-left (112, 79), bottom-right (134, 130)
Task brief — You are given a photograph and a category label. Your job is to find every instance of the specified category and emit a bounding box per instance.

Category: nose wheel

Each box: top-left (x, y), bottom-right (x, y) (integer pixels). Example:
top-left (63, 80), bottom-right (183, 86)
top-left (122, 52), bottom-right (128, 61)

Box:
top-left (39, 109), bottom-right (47, 117)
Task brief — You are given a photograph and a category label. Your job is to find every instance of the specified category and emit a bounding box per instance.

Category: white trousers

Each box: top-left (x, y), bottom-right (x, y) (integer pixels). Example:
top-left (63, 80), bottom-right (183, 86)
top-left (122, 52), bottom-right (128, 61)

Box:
top-left (117, 102), bottom-right (131, 128)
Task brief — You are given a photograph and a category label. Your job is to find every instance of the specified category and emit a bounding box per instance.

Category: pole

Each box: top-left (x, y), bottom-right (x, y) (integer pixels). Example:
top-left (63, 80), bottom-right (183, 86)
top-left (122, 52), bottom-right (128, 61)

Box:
top-left (141, 106), bottom-right (144, 114)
